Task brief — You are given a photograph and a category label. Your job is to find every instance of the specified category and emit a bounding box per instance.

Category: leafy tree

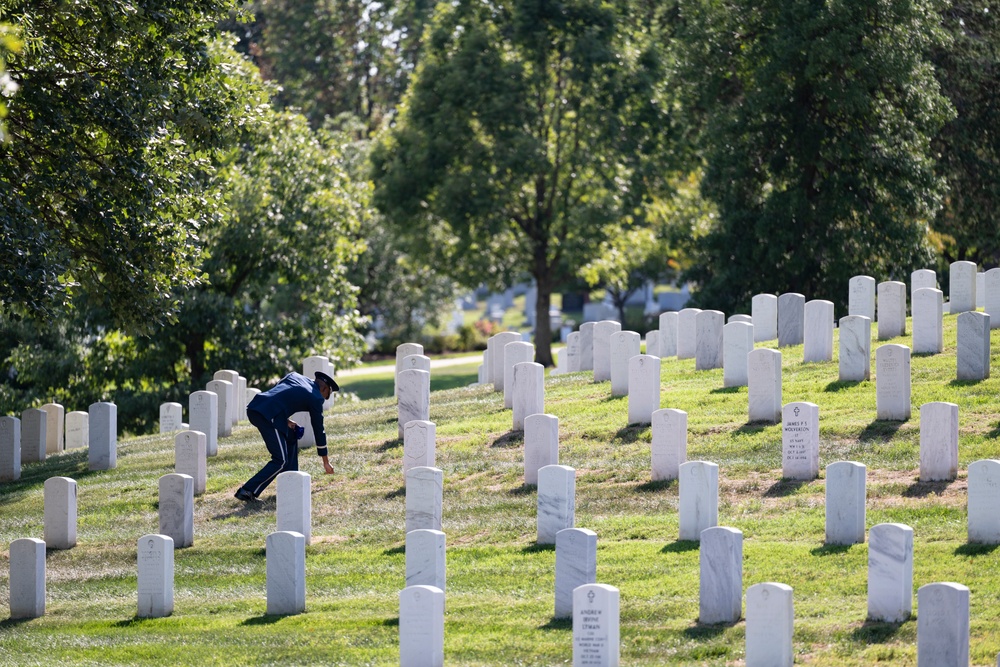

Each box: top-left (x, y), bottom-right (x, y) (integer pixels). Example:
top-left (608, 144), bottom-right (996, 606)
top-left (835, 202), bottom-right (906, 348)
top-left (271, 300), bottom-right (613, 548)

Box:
top-left (0, 0), bottom-right (267, 333)
top-left (0, 21), bottom-right (21, 140)
top-left (371, 0), bottom-right (686, 365)
top-left (680, 0), bottom-right (953, 314)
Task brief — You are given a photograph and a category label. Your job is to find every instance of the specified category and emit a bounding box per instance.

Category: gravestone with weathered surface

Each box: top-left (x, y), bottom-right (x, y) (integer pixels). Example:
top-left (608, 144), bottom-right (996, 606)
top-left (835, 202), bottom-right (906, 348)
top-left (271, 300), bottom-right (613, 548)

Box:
top-left (566, 331), bottom-right (582, 372)
top-left (64, 411), bottom-right (88, 450)
top-left (555, 527), bottom-right (597, 618)
top-left (627, 355), bottom-right (660, 425)
top-left (44, 476), bottom-right (77, 550)
top-left (777, 293), bottom-right (805, 347)
top-left (950, 260), bottom-right (977, 314)
top-left (839, 315), bottom-right (872, 382)
top-left (699, 526), bottom-right (743, 624)
top-left (651, 408), bottom-right (687, 481)
top-left (20, 408), bottom-right (46, 464)
top-left (403, 420), bottom-right (436, 475)
top-left (729, 314), bottom-right (752, 324)
top-left (405, 466), bottom-right (443, 533)
top-left (849, 275), bottom-right (876, 321)
top-left (213, 370), bottom-right (240, 428)
top-left (803, 300), bottom-right (834, 362)
top-left (277, 471), bottom-right (311, 545)
top-left (266, 530), bottom-right (306, 615)
top-left (189, 390), bottom-right (218, 457)
top-left (398, 369), bottom-right (431, 439)
top-left (825, 462), bottom-right (866, 545)
top-left (538, 464), bottom-right (575, 544)
top-left (723, 321), bottom-right (754, 388)
top-left (0, 416), bottom-right (20, 482)
top-left (492, 331), bottom-right (524, 392)
top-left (580, 322), bottom-right (596, 372)
top-left (238, 375), bottom-right (248, 421)
top-left (206, 379), bottom-right (233, 438)
top-left (88, 401), bottom-right (116, 471)
top-left (174, 430), bottom-right (206, 495)
top-left (875, 345), bottom-right (911, 421)
top-left (979, 271), bottom-right (987, 308)
top-left (525, 414), bottom-right (558, 486)
top-left (752, 294), bottom-right (778, 342)
top-left (748, 349), bottom-right (782, 423)
top-left (782, 402), bottom-right (819, 480)
top-left (658, 311), bottom-right (678, 358)
top-left (679, 461), bottom-right (719, 541)
top-left (985, 268), bottom-right (1000, 329)
top-left (644, 330), bottom-right (660, 359)
top-left (503, 342), bottom-right (534, 408)
top-left (137, 534), bottom-right (174, 618)
top-left (957, 311), bottom-right (990, 380)
top-left (610, 331), bottom-right (641, 397)
top-left (867, 523), bottom-right (913, 622)
top-left (395, 343), bottom-right (424, 398)
top-left (919, 402), bottom-right (958, 482)
top-left (159, 402), bottom-right (182, 434)
top-left (158, 473), bottom-right (193, 549)
top-left (746, 582), bottom-right (794, 667)
top-left (912, 287), bottom-right (944, 354)
top-left (593, 320), bottom-right (622, 383)
top-left (512, 361), bottom-right (544, 431)
top-left (877, 281), bottom-right (907, 340)
top-left (677, 308), bottom-right (702, 359)
top-left (9, 538), bottom-right (46, 619)
top-left (968, 460), bottom-right (1000, 544)
top-left (405, 529), bottom-right (446, 591)
top-left (917, 582), bottom-right (969, 667)
top-left (40, 402), bottom-right (64, 455)
top-left (911, 268), bottom-right (937, 296)
top-left (695, 310), bottom-right (725, 371)
top-left (399, 585), bottom-right (445, 667)
top-left (573, 584), bottom-right (619, 667)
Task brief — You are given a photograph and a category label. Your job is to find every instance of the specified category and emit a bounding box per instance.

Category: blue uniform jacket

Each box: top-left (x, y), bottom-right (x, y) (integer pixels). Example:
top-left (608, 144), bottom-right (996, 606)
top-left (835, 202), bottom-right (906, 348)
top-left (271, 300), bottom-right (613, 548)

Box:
top-left (247, 372), bottom-right (328, 456)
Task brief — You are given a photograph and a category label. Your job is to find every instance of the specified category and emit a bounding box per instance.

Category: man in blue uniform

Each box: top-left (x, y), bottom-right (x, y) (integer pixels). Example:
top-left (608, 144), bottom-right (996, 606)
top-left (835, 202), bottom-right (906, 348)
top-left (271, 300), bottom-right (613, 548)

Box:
top-left (235, 370), bottom-right (338, 501)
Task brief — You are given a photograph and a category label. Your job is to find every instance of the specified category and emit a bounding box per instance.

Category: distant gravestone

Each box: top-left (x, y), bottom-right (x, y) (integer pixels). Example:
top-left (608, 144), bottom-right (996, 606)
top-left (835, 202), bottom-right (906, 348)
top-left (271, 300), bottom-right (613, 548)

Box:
top-left (679, 461), bottom-right (719, 541)
top-left (206, 379), bottom-right (232, 438)
top-left (644, 330), bottom-right (660, 359)
top-left (566, 332), bottom-right (582, 372)
top-left (159, 402), bottom-right (183, 434)
top-left (593, 321), bottom-right (622, 383)
top-left (399, 585), bottom-right (445, 667)
top-left (875, 345), bottom-right (911, 421)
top-left (877, 281), bottom-right (907, 340)
top-left (405, 529), bottom-right (446, 591)
top-left (748, 349), bottom-right (782, 423)
top-left (803, 300), bottom-right (834, 362)
top-left (911, 268), bottom-right (937, 296)
top-left (238, 376), bottom-right (248, 421)
top-left (174, 430), bottom-right (206, 495)
top-left (979, 272), bottom-right (987, 309)
top-left (610, 331), bottom-right (641, 397)
top-left (524, 414), bottom-right (558, 486)
top-left (40, 403), bottom-right (64, 455)
top-left (658, 311), bottom-right (678, 358)
top-left (912, 288), bottom-right (944, 354)
top-left (64, 411), bottom-right (88, 450)
top-left (293, 356), bottom-right (332, 448)
top-left (158, 473), bottom-right (193, 549)
top-left (723, 321), bottom-right (754, 388)
top-left (580, 322), bottom-right (596, 372)
top-left (919, 402), bottom-right (959, 482)
top-left (277, 471), bottom-right (311, 545)
top-left (492, 332), bottom-right (523, 392)
top-left (839, 315), bottom-right (872, 382)
top-left (137, 534), bottom-right (174, 618)
top-left (266, 531), bottom-right (306, 615)
top-left (752, 294), bottom-right (778, 342)
top-left (968, 460), bottom-right (1000, 544)
top-left (512, 362), bottom-right (544, 431)
top-left (503, 342), bottom-right (534, 408)
top-left (676, 308), bottom-right (702, 359)
top-left (9, 538), bottom-right (45, 619)
top-left (729, 314), bottom-right (752, 324)
top-left (397, 369), bottom-right (431, 439)
top-left (537, 464), bottom-right (575, 544)
top-left (849, 275), bottom-right (876, 322)
top-left (405, 466), bottom-right (443, 533)
top-left (950, 260), bottom-right (977, 314)
top-left (782, 402), bottom-right (819, 480)
top-left (20, 408), bottom-right (46, 464)
top-left (957, 311), bottom-right (990, 380)
top-left (44, 476), bottom-right (77, 550)
top-left (651, 409), bottom-right (687, 481)
top-left (917, 582), bottom-right (969, 667)
top-left (699, 526), bottom-right (743, 624)
top-left (213, 370), bottom-right (240, 428)
top-left (0, 416), bottom-right (20, 482)
top-left (88, 402), bottom-right (116, 471)
top-left (695, 310), bottom-right (725, 371)
top-left (985, 268), bottom-right (1000, 329)
top-left (627, 355), bottom-right (660, 425)
top-left (746, 582), bottom-right (794, 667)
top-left (395, 343), bottom-right (424, 398)
top-left (573, 584), bottom-right (620, 667)
top-left (403, 420), bottom-right (436, 475)
top-left (189, 390), bottom-right (218, 457)
top-left (867, 523), bottom-right (913, 622)
top-left (555, 527), bottom-right (597, 618)
top-left (777, 293), bottom-right (805, 347)
top-left (825, 462), bottom-right (866, 546)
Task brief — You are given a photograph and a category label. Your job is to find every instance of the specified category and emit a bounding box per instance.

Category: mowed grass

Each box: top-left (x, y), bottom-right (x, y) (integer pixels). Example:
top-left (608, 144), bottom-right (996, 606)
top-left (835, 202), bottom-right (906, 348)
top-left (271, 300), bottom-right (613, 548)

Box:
top-left (3, 312), bottom-right (1000, 665)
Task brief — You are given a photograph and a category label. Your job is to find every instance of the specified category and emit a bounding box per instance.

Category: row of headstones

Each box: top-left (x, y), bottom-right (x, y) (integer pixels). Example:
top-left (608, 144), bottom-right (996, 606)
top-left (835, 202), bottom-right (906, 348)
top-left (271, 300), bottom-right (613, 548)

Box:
top-left (0, 403), bottom-right (118, 481)
top-left (872, 262), bottom-right (1000, 322)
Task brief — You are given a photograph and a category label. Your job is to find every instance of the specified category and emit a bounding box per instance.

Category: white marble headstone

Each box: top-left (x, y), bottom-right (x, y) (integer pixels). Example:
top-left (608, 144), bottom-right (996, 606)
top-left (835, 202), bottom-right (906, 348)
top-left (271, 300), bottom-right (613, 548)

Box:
top-left (399, 585), bottom-right (445, 667)
top-left (0, 416), bottom-right (20, 482)
top-left (137, 534), bottom-right (174, 618)
top-left (277, 470), bottom-right (312, 545)
top-left (64, 411), bottom-right (88, 450)
top-left (777, 293), bottom-right (805, 348)
top-left (512, 361), bottom-right (544, 431)
top-left (9, 538), bottom-right (45, 619)
top-left (968, 460), bottom-right (1000, 544)
top-left (266, 530), bottom-right (306, 615)
top-left (723, 321), bottom-right (754, 388)
top-left (985, 268), bottom-right (1000, 329)
top-left (957, 311), bottom-right (990, 380)
top-left (405, 466), bottom-right (443, 533)
top-left (44, 476), bottom-right (77, 550)
top-left (781, 402), bottom-right (819, 480)
top-left (566, 331), bottom-right (582, 372)
top-left (20, 408), bottom-right (46, 464)
top-left (651, 408), bottom-right (687, 481)
top-left (839, 315), bottom-right (871, 382)
top-left (746, 582), bottom-right (794, 667)
top-left (729, 314), bottom-right (752, 324)
top-left (593, 320), bottom-right (622, 383)
top-left (911, 287), bottom-right (944, 354)
top-left (610, 331), bottom-right (641, 397)
top-left (213, 370), bottom-right (240, 429)
top-left (699, 526), bottom-right (743, 624)
top-left (875, 345), bottom-right (911, 421)
top-left (491, 332), bottom-right (523, 392)
top-left (158, 473), bottom-right (194, 549)
top-left (294, 356), bottom-right (334, 447)
top-left (911, 268), bottom-right (937, 296)
top-left (752, 294), bottom-right (778, 342)
top-left (189, 390), bottom-right (218, 457)
top-left (627, 355), bottom-right (660, 425)
top-left (395, 343), bottom-right (424, 398)
top-left (748, 348), bottom-right (782, 423)
top-left (658, 311), bottom-right (678, 358)
top-left (580, 322), bottom-right (596, 372)
top-left (405, 529), bottom-right (446, 591)
top-left (825, 462), bottom-right (866, 546)
top-left (40, 402), bottom-right (64, 455)
top-left (849, 275), bottom-right (876, 322)
top-left (679, 461), bottom-right (719, 541)
top-left (950, 260), bottom-right (977, 314)
top-left (159, 402), bottom-right (183, 434)
top-left (403, 420), bottom-right (436, 475)
top-left (88, 402), bottom-right (116, 471)
top-left (398, 369), bottom-right (431, 439)
top-left (537, 464), bottom-right (575, 544)
top-left (555, 527), bottom-right (597, 618)
top-left (206, 379), bottom-right (233, 438)
top-left (695, 310), bottom-right (725, 371)
top-left (803, 299), bottom-right (834, 362)
top-left (877, 281), bottom-right (907, 340)
top-left (917, 582), bottom-right (969, 667)
top-left (867, 523), bottom-right (913, 622)
top-left (524, 414), bottom-right (558, 486)
top-left (174, 430), bottom-right (206, 495)
top-left (676, 308), bottom-right (702, 359)
top-left (919, 402), bottom-right (958, 482)
top-left (503, 342), bottom-right (534, 408)
top-left (573, 584), bottom-right (620, 667)
top-left (644, 330), bottom-right (660, 359)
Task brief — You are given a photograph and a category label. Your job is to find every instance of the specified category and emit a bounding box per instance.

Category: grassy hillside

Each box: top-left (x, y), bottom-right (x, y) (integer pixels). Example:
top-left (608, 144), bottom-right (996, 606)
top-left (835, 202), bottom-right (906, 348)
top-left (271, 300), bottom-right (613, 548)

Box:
top-left (2, 313), bottom-right (1000, 665)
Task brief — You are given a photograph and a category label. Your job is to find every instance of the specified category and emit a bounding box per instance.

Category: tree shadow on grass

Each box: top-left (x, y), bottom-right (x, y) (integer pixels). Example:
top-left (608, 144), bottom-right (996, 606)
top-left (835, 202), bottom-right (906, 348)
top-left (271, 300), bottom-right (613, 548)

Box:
top-left (710, 386), bottom-right (741, 395)
top-left (850, 619), bottom-right (907, 643)
top-left (682, 621), bottom-right (733, 640)
top-left (509, 483), bottom-right (535, 496)
top-left (763, 478), bottom-right (809, 498)
top-left (954, 542), bottom-right (1000, 557)
top-left (538, 616), bottom-right (572, 631)
top-left (859, 419), bottom-right (904, 443)
top-left (384, 486), bottom-right (405, 500)
top-left (491, 432), bottom-right (523, 449)
top-left (377, 438), bottom-right (402, 453)
top-left (824, 379), bottom-right (863, 392)
top-left (902, 479), bottom-right (951, 498)
top-left (661, 540), bottom-right (700, 554)
top-left (810, 543), bottom-right (856, 557)
top-left (0, 450), bottom-right (95, 503)
top-left (614, 425), bottom-right (647, 445)
top-left (241, 614), bottom-right (284, 626)
top-left (635, 479), bottom-right (676, 493)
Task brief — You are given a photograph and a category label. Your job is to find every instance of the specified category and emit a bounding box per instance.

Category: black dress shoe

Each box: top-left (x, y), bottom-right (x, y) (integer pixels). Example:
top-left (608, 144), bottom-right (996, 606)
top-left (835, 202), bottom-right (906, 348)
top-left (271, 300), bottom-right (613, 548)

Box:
top-left (234, 488), bottom-right (255, 502)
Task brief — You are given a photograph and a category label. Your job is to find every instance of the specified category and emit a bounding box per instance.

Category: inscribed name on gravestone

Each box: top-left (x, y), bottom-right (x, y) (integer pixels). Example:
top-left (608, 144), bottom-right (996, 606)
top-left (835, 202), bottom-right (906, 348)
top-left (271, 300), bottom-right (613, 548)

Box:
top-left (573, 584), bottom-right (619, 667)
top-left (782, 402), bottom-right (819, 480)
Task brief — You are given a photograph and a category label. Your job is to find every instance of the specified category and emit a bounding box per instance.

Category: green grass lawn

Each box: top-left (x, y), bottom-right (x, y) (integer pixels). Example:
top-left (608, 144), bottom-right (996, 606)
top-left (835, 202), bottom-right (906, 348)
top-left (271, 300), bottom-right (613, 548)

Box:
top-left (3, 312), bottom-right (1000, 665)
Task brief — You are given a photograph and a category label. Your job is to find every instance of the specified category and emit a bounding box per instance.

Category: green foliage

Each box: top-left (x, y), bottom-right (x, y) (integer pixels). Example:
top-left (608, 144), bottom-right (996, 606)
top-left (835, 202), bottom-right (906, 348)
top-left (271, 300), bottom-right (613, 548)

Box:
top-left (372, 0), bottom-right (688, 364)
top-left (0, 21), bottom-right (21, 140)
top-left (680, 0), bottom-right (953, 314)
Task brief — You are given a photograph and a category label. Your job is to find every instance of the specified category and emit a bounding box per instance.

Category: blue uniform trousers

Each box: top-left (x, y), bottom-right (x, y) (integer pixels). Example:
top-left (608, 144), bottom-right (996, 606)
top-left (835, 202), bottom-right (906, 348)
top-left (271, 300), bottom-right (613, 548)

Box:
top-left (242, 408), bottom-right (299, 497)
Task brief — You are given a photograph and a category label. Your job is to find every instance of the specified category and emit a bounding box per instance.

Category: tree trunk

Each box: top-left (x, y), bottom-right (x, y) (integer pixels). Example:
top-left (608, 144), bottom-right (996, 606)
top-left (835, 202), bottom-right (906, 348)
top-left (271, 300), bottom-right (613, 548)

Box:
top-left (534, 275), bottom-right (554, 366)
top-left (185, 333), bottom-right (206, 386)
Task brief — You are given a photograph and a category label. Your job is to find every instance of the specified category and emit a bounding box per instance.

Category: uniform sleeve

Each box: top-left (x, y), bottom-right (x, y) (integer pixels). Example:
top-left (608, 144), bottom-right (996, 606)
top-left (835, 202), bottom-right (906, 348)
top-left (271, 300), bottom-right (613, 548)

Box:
top-left (311, 401), bottom-right (328, 457)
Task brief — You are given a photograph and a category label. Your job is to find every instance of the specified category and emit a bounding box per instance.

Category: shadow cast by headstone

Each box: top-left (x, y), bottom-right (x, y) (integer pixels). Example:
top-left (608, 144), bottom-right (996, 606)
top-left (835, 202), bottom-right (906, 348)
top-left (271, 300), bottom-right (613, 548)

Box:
top-left (635, 479), bottom-right (676, 493)
top-left (954, 542), bottom-right (1000, 557)
top-left (850, 619), bottom-right (906, 643)
top-left (988, 421), bottom-right (1000, 439)
top-left (384, 486), bottom-right (405, 500)
top-left (682, 621), bottom-right (733, 639)
top-left (521, 542), bottom-right (555, 554)
top-left (383, 544), bottom-right (405, 556)
top-left (490, 432), bottom-right (523, 449)
top-left (613, 425), bottom-right (646, 445)
top-left (948, 378), bottom-right (987, 388)
top-left (902, 479), bottom-right (951, 498)
top-left (381, 617), bottom-right (399, 627)
top-left (763, 478), bottom-right (810, 498)
top-left (736, 422), bottom-right (773, 435)
top-left (710, 386), bottom-right (742, 395)
top-left (111, 616), bottom-right (161, 628)
top-left (0, 617), bottom-right (35, 629)
top-left (601, 394), bottom-right (626, 403)
top-left (377, 438), bottom-right (402, 452)
top-left (0, 450), bottom-right (94, 502)
top-left (508, 483), bottom-right (535, 496)
top-left (810, 543), bottom-right (856, 557)
top-left (824, 379), bottom-right (863, 393)
top-left (241, 614), bottom-right (285, 626)
top-left (211, 497), bottom-right (276, 521)
top-left (661, 539), bottom-right (700, 553)
top-left (859, 419), bottom-right (904, 442)
top-left (538, 616), bottom-right (572, 631)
